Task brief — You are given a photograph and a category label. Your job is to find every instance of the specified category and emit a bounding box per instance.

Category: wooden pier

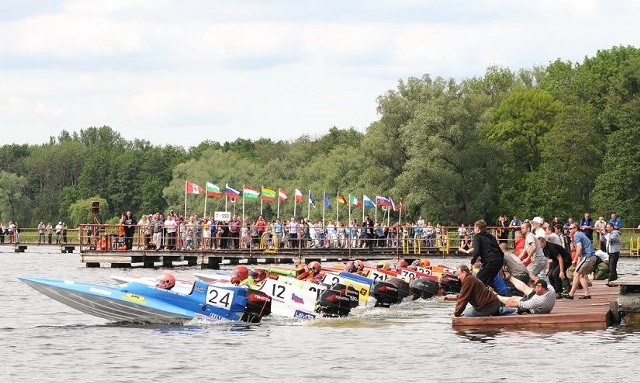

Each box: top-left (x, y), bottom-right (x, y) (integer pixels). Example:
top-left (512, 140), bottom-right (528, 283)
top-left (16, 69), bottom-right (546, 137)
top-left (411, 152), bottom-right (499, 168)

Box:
top-left (451, 281), bottom-right (620, 331)
top-left (78, 247), bottom-right (432, 268)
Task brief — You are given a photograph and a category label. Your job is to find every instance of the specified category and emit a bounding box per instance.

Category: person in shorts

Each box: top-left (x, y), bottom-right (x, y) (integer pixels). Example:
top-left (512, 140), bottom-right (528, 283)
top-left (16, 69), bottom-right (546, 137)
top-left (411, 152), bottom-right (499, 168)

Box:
top-left (564, 223), bottom-right (597, 299)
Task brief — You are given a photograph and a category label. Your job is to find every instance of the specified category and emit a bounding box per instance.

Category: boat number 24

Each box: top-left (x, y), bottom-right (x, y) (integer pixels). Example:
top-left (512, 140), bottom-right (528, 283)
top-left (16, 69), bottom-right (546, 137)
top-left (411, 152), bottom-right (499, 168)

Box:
top-left (206, 286), bottom-right (235, 308)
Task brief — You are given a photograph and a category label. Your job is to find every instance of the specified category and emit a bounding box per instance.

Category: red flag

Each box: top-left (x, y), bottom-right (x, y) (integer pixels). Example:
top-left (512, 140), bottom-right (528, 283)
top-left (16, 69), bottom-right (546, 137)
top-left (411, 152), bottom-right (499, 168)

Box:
top-left (186, 180), bottom-right (204, 195)
top-left (294, 189), bottom-right (303, 203)
top-left (278, 188), bottom-right (288, 201)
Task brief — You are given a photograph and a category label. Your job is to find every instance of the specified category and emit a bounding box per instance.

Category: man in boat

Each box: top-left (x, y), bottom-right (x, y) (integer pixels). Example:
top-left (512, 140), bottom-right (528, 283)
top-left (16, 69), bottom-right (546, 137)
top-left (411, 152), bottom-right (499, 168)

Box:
top-left (452, 264), bottom-right (501, 317)
top-left (156, 272), bottom-right (176, 290)
top-left (497, 278), bottom-right (556, 314)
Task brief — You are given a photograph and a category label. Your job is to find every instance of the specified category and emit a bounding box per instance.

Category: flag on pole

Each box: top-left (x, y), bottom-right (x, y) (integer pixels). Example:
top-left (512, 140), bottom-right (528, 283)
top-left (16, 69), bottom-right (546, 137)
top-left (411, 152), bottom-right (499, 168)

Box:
top-left (376, 195), bottom-right (392, 207)
top-left (261, 186), bottom-right (276, 201)
top-left (295, 189), bottom-right (303, 203)
top-left (206, 182), bottom-right (222, 198)
top-left (278, 188), bottom-right (288, 201)
top-left (324, 192), bottom-right (332, 209)
top-left (243, 185), bottom-right (260, 199)
top-left (186, 180), bottom-right (204, 195)
top-left (390, 198), bottom-right (396, 212)
top-left (362, 195), bottom-right (376, 208)
top-left (309, 191), bottom-right (316, 207)
top-left (225, 184), bottom-right (240, 198)
top-left (349, 194), bottom-right (362, 208)
top-left (397, 199), bottom-right (404, 212)
top-left (337, 193), bottom-right (347, 205)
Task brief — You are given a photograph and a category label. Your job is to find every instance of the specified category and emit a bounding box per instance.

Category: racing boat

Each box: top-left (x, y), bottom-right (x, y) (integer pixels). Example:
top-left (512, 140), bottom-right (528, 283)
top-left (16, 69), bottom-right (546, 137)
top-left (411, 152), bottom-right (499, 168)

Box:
top-left (19, 276), bottom-right (271, 324)
top-left (195, 271), bottom-right (359, 319)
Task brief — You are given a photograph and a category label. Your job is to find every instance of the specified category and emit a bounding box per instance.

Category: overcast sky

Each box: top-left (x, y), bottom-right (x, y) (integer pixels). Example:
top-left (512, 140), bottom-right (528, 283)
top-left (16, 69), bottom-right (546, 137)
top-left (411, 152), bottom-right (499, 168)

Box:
top-left (1, 0), bottom-right (639, 148)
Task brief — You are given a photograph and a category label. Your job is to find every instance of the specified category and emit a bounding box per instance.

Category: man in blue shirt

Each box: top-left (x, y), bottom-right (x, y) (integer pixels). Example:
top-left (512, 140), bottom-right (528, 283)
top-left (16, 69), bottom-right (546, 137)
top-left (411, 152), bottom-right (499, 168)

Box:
top-left (563, 223), bottom-right (597, 299)
top-left (579, 212), bottom-right (594, 241)
top-left (609, 212), bottom-right (622, 230)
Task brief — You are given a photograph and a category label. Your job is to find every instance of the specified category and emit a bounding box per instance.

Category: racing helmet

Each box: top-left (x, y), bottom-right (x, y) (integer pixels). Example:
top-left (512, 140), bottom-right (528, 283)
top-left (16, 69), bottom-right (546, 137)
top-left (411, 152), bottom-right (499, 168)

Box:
top-left (250, 268), bottom-right (268, 283)
top-left (295, 264), bottom-right (309, 277)
top-left (231, 265), bottom-right (249, 285)
top-left (344, 261), bottom-right (356, 273)
top-left (396, 260), bottom-right (409, 270)
top-left (354, 260), bottom-right (365, 272)
top-left (156, 272), bottom-right (176, 290)
top-left (308, 261), bottom-right (322, 274)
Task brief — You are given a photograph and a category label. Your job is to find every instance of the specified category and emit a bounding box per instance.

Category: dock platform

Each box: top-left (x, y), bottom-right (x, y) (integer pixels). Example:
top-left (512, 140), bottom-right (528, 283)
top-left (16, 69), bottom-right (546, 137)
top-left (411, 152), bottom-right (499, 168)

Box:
top-left (451, 281), bottom-right (619, 331)
top-left (78, 247), bottom-right (425, 268)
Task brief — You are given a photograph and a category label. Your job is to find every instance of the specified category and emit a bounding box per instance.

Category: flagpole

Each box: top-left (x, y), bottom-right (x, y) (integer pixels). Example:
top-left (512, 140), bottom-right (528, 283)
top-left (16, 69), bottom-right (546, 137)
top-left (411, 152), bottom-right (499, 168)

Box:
top-left (375, 204), bottom-right (378, 224)
top-left (277, 190), bottom-right (281, 219)
top-left (242, 193), bottom-right (245, 225)
top-left (322, 190), bottom-right (326, 226)
top-left (184, 181), bottom-right (188, 218)
top-left (260, 198), bottom-right (263, 216)
top-left (335, 192), bottom-right (339, 223)
top-left (348, 194), bottom-right (352, 227)
top-left (362, 195), bottom-right (365, 223)
top-left (387, 205), bottom-right (391, 227)
top-left (204, 192), bottom-right (208, 218)
top-left (225, 184), bottom-right (228, 212)
top-left (294, 196), bottom-right (297, 218)
top-left (307, 190), bottom-right (310, 220)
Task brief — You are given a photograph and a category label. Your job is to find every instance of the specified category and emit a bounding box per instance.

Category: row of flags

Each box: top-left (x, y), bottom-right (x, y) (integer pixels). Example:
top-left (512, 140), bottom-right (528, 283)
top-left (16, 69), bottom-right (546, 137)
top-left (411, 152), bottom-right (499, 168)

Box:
top-left (185, 181), bottom-right (403, 211)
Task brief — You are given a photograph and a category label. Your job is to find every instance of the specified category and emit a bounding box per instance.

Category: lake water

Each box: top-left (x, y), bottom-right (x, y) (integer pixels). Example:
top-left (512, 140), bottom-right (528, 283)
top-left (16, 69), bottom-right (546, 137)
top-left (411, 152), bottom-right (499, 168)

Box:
top-left (2, 246), bottom-right (639, 382)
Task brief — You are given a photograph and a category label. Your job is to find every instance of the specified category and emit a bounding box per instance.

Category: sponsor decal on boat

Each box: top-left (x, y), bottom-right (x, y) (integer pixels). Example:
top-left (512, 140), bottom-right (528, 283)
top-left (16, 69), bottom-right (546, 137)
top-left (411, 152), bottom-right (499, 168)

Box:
top-left (294, 310), bottom-right (316, 319)
top-left (195, 285), bottom-right (205, 293)
top-left (291, 293), bottom-right (304, 304)
top-left (195, 313), bottom-right (225, 321)
top-left (122, 293), bottom-right (146, 304)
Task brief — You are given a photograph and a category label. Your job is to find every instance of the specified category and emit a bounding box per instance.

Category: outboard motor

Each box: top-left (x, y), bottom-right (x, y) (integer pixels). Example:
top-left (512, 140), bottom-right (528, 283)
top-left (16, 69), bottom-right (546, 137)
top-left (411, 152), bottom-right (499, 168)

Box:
top-left (440, 274), bottom-right (461, 295)
top-left (241, 289), bottom-right (272, 324)
top-left (316, 283), bottom-right (359, 317)
top-left (372, 277), bottom-right (410, 307)
top-left (409, 277), bottom-right (440, 300)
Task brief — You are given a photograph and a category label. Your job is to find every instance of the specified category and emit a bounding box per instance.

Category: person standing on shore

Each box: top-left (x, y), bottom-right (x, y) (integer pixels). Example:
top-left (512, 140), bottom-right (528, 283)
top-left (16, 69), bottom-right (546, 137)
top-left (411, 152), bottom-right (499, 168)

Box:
top-left (600, 223), bottom-right (621, 285)
top-left (564, 223), bottom-right (597, 299)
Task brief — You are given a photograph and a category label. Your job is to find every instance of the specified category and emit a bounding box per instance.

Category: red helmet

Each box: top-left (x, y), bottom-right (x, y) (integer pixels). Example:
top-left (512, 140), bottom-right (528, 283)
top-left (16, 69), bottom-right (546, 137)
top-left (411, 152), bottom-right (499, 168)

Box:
top-left (156, 272), bottom-right (176, 290)
top-left (295, 264), bottom-right (309, 277)
top-left (250, 268), bottom-right (268, 283)
top-left (344, 261), bottom-right (356, 273)
top-left (231, 265), bottom-right (249, 285)
top-left (308, 261), bottom-right (322, 274)
top-left (396, 260), bottom-right (409, 270)
top-left (354, 260), bottom-right (365, 272)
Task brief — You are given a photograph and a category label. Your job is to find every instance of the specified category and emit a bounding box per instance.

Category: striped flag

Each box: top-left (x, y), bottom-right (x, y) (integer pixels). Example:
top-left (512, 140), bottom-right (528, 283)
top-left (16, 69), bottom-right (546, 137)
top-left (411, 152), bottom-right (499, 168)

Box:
top-left (243, 185), bottom-right (260, 199)
top-left (206, 182), bottom-right (222, 198)
top-left (261, 186), bottom-right (276, 201)
top-left (278, 188), bottom-right (288, 201)
top-left (295, 189), bottom-right (303, 203)
top-left (337, 193), bottom-right (347, 205)
top-left (225, 184), bottom-right (240, 198)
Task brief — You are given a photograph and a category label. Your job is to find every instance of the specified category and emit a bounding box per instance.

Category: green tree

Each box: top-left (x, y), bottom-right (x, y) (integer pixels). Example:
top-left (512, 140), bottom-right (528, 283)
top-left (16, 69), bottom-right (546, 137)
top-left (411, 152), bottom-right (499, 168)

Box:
top-left (0, 171), bottom-right (29, 222)
top-left (68, 196), bottom-right (109, 226)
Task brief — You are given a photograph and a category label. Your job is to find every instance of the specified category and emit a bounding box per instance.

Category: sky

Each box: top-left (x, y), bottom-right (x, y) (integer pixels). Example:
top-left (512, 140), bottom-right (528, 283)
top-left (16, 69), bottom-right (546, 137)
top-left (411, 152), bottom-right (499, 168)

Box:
top-left (1, 0), bottom-right (639, 149)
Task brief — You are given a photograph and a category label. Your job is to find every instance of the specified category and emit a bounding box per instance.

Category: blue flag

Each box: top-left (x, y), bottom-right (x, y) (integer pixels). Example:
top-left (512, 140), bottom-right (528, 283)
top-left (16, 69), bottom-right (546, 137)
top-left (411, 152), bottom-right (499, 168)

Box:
top-left (324, 192), bottom-right (332, 209)
top-left (308, 190), bottom-right (316, 207)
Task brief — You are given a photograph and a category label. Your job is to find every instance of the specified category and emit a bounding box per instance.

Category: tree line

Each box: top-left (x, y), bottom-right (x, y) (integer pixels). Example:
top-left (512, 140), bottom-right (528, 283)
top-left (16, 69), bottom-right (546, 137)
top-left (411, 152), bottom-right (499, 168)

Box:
top-left (1, 45), bottom-right (639, 228)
